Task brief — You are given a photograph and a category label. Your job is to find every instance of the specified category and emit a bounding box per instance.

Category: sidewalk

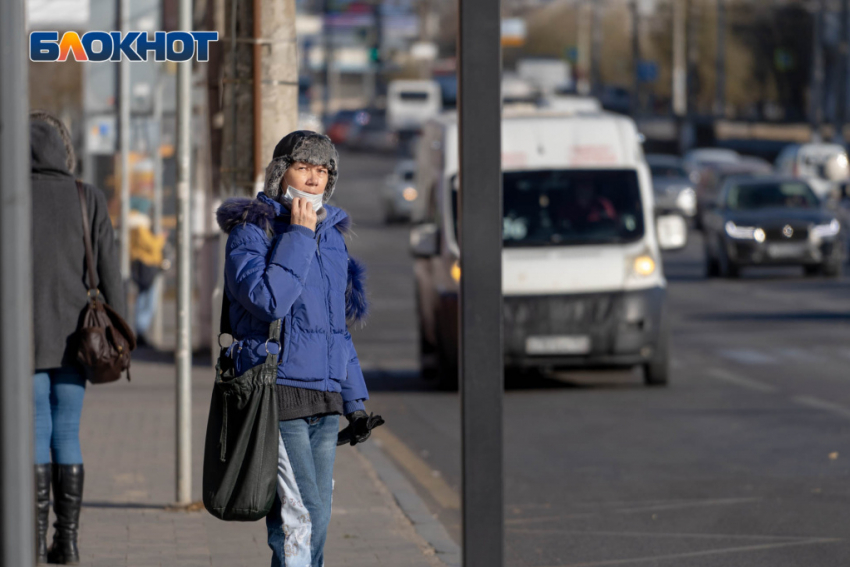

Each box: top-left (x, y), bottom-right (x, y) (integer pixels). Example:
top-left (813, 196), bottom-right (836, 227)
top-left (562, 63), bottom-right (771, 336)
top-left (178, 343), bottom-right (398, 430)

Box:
top-left (64, 349), bottom-right (447, 567)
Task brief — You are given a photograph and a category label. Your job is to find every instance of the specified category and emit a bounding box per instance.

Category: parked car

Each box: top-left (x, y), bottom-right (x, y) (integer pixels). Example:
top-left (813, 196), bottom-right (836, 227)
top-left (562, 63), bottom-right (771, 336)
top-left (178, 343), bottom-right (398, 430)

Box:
top-left (646, 154), bottom-right (697, 217)
top-left (326, 109), bottom-right (361, 144)
top-left (346, 110), bottom-right (399, 154)
top-left (382, 159), bottom-right (417, 223)
top-left (775, 143), bottom-right (850, 199)
top-left (702, 176), bottom-right (843, 278)
top-left (411, 108), bottom-right (687, 389)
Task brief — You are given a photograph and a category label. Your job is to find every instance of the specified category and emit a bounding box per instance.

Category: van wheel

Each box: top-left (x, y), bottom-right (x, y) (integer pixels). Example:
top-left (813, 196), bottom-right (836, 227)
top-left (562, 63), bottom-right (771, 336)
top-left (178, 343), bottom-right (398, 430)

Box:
top-left (643, 314), bottom-right (669, 387)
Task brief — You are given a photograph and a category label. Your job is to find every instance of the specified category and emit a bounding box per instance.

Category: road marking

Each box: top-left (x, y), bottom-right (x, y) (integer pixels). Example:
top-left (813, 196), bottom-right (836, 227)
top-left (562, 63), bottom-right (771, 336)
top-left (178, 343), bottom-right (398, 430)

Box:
top-left (704, 368), bottom-right (776, 393)
top-left (506, 497), bottom-right (760, 525)
top-left (793, 396), bottom-right (850, 420)
top-left (507, 527), bottom-right (821, 542)
top-left (717, 349), bottom-right (777, 365)
top-left (371, 427), bottom-right (460, 510)
top-left (537, 538), bottom-right (841, 567)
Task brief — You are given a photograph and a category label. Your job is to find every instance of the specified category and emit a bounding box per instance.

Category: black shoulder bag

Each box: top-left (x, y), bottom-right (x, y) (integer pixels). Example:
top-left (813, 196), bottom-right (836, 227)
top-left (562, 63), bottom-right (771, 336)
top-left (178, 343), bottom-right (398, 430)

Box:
top-left (202, 292), bottom-right (280, 521)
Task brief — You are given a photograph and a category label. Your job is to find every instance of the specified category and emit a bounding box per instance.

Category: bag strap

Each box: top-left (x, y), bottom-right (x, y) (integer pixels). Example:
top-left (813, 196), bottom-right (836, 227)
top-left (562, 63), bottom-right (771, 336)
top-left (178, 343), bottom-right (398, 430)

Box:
top-left (75, 181), bottom-right (98, 293)
top-left (219, 289), bottom-right (233, 335)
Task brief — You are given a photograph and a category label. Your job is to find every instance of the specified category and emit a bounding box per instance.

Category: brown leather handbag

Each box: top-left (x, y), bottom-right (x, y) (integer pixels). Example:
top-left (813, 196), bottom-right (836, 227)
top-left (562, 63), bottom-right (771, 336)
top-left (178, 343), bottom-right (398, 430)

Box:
top-left (74, 181), bottom-right (136, 383)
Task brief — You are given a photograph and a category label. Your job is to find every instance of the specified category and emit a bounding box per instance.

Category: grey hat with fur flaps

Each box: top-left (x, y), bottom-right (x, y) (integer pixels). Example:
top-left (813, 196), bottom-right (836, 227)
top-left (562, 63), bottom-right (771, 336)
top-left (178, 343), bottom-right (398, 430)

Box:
top-left (263, 130), bottom-right (339, 203)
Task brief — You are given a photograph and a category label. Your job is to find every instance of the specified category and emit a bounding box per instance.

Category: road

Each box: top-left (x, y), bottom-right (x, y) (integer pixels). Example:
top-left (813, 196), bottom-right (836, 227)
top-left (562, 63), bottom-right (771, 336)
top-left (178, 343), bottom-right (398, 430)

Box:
top-left (333, 149), bottom-right (850, 567)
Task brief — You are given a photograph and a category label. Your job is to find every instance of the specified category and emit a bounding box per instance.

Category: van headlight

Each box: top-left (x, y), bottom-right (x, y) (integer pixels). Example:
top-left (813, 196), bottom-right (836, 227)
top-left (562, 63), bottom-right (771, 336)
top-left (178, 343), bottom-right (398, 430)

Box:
top-left (725, 221), bottom-right (765, 242)
top-left (626, 251), bottom-right (656, 278)
top-left (633, 255), bottom-right (656, 276)
top-left (811, 218), bottom-right (841, 239)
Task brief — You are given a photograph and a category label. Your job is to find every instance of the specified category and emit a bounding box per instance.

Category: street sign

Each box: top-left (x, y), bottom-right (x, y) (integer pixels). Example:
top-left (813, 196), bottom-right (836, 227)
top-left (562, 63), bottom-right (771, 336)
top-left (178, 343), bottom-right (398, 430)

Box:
top-left (638, 60), bottom-right (659, 83)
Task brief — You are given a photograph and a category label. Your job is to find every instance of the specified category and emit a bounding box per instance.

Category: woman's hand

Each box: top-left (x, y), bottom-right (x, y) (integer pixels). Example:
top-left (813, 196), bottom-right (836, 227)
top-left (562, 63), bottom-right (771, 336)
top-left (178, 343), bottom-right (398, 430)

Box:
top-left (291, 197), bottom-right (317, 232)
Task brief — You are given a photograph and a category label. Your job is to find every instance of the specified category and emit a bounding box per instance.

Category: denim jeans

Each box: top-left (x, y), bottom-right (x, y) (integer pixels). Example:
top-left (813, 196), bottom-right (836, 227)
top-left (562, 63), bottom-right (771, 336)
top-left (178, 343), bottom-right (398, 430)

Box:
top-left (135, 284), bottom-right (158, 337)
top-left (266, 414), bottom-right (339, 567)
top-left (33, 368), bottom-right (87, 465)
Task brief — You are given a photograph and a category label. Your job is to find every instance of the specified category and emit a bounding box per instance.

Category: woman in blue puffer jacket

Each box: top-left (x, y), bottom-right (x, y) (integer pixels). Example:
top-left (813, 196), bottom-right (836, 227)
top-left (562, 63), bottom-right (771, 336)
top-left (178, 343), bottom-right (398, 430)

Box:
top-left (216, 131), bottom-right (376, 567)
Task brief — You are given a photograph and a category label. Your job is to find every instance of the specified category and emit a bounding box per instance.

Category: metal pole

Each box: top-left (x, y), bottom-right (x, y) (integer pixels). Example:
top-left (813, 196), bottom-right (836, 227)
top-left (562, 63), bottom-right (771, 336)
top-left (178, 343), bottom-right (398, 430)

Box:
top-left (812, 0), bottom-right (825, 142)
top-left (119, 0), bottom-right (131, 290)
top-left (836, 0), bottom-right (849, 142)
top-left (631, 0), bottom-right (640, 116)
top-left (672, 0), bottom-right (687, 117)
top-left (322, 0), bottom-right (333, 122)
top-left (458, 0), bottom-right (503, 564)
top-left (150, 71), bottom-right (165, 347)
top-left (715, 0), bottom-right (726, 117)
top-left (175, 0), bottom-right (194, 505)
top-left (252, 0), bottom-right (263, 182)
top-left (0, 0), bottom-right (35, 563)
top-left (590, 0), bottom-right (602, 95)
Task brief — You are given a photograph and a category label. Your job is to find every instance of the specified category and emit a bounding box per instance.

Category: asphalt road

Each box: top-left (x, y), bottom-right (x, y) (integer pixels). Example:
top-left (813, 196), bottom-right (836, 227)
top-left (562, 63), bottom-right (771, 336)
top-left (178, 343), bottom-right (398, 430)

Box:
top-left (333, 149), bottom-right (850, 567)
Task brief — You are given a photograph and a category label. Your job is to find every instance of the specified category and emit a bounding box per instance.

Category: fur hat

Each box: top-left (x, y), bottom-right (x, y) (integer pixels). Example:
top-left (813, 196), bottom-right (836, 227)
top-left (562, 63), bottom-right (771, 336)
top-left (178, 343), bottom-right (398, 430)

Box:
top-left (263, 130), bottom-right (339, 203)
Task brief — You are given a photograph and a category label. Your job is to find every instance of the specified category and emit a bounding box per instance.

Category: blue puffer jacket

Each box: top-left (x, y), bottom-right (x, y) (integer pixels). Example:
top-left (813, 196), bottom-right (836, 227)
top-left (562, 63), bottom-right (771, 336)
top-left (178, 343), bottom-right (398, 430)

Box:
top-left (216, 192), bottom-right (369, 414)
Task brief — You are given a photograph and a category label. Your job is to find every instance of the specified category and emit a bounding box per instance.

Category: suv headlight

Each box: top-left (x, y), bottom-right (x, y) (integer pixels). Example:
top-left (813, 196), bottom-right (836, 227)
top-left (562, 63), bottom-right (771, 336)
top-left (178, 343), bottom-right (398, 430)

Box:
top-left (725, 221), bottom-right (765, 242)
top-left (811, 218), bottom-right (841, 239)
top-left (626, 250), bottom-right (657, 279)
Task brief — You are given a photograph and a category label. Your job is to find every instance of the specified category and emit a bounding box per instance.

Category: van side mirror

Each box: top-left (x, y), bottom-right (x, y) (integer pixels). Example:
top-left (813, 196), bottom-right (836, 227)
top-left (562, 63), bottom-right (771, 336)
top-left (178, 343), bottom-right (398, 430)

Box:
top-left (656, 214), bottom-right (688, 251)
top-left (410, 223), bottom-right (440, 258)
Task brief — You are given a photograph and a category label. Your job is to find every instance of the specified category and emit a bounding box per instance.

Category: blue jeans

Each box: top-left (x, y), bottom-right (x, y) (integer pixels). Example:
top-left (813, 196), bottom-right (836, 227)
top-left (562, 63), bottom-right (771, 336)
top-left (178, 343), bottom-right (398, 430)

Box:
top-left (266, 414), bottom-right (339, 567)
top-left (135, 284), bottom-right (158, 337)
top-left (33, 368), bottom-right (87, 465)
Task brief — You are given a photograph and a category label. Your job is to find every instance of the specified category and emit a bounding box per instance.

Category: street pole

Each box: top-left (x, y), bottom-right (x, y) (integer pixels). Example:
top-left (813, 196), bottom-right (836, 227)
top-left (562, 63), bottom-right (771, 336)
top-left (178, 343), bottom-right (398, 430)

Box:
top-left (458, 0), bottom-right (503, 565)
top-left (812, 0), bottom-right (825, 142)
top-left (631, 0), bottom-right (641, 116)
top-left (119, 0), bottom-right (131, 293)
top-left (590, 0), bottom-right (602, 95)
top-left (715, 0), bottom-right (726, 117)
top-left (323, 0), bottom-right (334, 122)
top-left (576, 1), bottom-right (592, 96)
top-left (0, 0), bottom-right (35, 564)
top-left (837, 0), bottom-right (849, 142)
top-left (175, 0), bottom-right (193, 505)
top-left (150, 70), bottom-right (165, 347)
top-left (672, 0), bottom-right (688, 151)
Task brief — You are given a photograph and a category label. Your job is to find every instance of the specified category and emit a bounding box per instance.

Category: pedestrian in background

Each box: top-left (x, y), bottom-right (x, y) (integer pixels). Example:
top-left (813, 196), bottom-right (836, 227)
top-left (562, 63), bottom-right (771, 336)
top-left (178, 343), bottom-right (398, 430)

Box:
top-left (129, 196), bottom-right (167, 346)
top-left (30, 111), bottom-right (124, 564)
top-left (216, 131), bottom-right (379, 567)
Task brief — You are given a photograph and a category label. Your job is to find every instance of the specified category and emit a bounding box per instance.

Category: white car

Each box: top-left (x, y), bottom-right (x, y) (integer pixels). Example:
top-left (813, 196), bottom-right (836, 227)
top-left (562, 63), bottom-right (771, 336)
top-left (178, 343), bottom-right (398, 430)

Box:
top-left (382, 159), bottom-right (417, 223)
top-left (775, 143), bottom-right (850, 199)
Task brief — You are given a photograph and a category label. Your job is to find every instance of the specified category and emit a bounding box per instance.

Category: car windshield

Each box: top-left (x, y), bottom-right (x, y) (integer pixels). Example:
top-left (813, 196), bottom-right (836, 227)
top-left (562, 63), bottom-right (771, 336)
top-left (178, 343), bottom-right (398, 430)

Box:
top-left (451, 169), bottom-right (645, 247)
top-left (726, 182), bottom-right (819, 210)
top-left (399, 91), bottom-right (429, 102)
top-left (650, 164), bottom-right (687, 178)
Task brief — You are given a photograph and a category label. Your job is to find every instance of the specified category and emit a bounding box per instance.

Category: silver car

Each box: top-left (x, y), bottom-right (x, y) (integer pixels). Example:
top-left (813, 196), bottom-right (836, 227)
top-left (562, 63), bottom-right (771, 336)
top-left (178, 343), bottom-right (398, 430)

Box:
top-left (382, 160), bottom-right (418, 223)
top-left (647, 154), bottom-right (697, 217)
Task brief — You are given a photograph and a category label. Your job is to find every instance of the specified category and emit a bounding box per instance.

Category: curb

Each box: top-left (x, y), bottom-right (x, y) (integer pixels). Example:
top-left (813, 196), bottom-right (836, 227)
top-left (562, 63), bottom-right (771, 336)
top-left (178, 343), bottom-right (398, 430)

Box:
top-left (358, 438), bottom-right (462, 567)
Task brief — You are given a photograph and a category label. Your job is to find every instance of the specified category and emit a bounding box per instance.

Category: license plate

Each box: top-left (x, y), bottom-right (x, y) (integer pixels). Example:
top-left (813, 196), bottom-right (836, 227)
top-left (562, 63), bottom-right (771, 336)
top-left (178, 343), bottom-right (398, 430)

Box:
top-left (525, 335), bottom-right (591, 355)
top-left (767, 243), bottom-right (807, 258)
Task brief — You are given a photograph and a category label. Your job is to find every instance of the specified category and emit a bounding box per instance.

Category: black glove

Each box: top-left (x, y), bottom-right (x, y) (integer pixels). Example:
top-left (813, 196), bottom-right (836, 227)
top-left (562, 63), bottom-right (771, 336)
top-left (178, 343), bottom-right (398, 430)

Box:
top-left (337, 410), bottom-right (385, 446)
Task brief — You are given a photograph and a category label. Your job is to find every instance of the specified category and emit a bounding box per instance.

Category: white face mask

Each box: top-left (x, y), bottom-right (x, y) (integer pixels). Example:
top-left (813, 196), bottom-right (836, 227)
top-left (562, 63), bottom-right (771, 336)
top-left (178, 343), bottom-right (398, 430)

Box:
top-left (282, 185), bottom-right (324, 212)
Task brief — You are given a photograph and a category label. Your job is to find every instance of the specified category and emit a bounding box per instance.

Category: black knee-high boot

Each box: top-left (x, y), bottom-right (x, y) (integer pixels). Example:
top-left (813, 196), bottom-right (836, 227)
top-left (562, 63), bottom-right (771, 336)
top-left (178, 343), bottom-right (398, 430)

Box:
top-left (47, 464), bottom-right (84, 565)
top-left (35, 464), bottom-right (51, 564)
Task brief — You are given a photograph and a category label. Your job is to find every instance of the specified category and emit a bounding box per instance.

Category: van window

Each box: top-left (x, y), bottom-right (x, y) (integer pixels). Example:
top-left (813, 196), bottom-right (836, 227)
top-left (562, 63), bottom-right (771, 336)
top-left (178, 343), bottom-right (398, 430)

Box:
top-left (451, 169), bottom-right (645, 246)
top-left (399, 91), bottom-right (429, 102)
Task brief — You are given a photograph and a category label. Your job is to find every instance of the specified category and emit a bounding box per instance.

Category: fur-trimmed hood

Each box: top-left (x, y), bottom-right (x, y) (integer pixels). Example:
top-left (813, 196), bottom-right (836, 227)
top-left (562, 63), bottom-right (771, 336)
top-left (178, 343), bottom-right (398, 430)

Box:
top-left (216, 192), bottom-right (367, 324)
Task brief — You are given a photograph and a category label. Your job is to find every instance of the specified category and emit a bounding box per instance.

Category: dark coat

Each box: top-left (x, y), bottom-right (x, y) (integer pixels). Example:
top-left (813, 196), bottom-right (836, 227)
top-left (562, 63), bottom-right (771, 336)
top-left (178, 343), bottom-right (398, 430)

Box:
top-left (30, 120), bottom-right (124, 370)
top-left (216, 193), bottom-right (369, 414)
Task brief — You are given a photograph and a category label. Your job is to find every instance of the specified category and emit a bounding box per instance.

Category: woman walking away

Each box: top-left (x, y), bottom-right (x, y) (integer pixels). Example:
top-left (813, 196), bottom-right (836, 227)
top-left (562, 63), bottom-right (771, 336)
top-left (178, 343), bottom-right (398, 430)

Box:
top-left (30, 111), bottom-right (124, 564)
top-left (216, 131), bottom-right (380, 567)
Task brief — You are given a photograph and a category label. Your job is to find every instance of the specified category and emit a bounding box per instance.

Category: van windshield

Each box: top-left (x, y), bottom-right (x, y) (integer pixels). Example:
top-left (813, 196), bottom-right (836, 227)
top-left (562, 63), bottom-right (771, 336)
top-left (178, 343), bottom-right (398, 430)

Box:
top-left (452, 169), bottom-right (645, 246)
top-left (399, 91), bottom-right (429, 102)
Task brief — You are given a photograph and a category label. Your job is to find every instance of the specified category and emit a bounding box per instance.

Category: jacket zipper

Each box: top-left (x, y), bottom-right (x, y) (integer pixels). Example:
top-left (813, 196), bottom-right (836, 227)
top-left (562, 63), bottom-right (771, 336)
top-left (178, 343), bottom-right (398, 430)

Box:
top-left (314, 230), bottom-right (332, 386)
